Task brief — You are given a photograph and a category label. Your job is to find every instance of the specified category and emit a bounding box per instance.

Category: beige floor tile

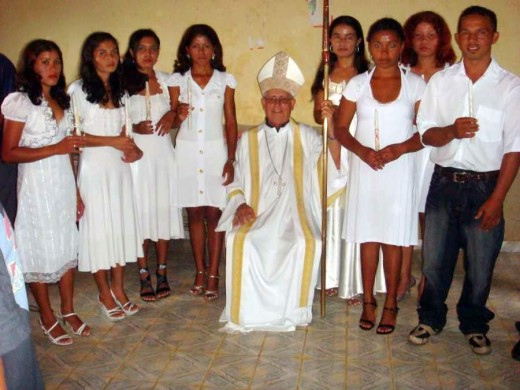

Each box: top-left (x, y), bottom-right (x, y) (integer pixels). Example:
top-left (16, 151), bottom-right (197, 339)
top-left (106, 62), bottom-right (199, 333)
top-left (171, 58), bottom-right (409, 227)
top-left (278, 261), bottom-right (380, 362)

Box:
top-left (29, 243), bottom-right (520, 389)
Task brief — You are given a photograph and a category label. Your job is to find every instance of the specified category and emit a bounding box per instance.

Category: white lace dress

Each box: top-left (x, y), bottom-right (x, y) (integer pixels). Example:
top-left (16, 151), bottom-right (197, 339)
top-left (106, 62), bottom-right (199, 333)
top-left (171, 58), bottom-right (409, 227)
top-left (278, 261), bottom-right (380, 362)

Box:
top-left (1, 92), bottom-right (78, 283)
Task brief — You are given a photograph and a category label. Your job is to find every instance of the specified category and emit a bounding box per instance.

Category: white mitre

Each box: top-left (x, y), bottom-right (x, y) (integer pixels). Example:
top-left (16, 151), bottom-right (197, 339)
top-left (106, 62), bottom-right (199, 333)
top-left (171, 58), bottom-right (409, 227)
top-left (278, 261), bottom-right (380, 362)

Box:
top-left (257, 51), bottom-right (305, 97)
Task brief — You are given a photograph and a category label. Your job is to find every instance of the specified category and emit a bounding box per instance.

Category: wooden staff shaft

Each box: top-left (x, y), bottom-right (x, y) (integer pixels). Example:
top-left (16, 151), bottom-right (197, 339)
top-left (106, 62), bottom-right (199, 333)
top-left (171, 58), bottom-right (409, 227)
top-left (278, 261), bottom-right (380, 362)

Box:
top-left (320, 0), bottom-right (330, 318)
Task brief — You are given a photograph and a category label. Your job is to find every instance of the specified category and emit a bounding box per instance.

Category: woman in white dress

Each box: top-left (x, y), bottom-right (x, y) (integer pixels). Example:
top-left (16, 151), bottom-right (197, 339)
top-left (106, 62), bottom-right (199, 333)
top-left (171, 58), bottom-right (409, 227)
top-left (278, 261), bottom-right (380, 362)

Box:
top-left (311, 15), bottom-right (386, 304)
top-left (398, 11), bottom-right (456, 301)
top-left (122, 29), bottom-right (184, 302)
top-left (70, 32), bottom-right (143, 321)
top-left (335, 18), bottom-right (425, 334)
top-left (168, 25), bottom-right (238, 301)
top-left (1, 40), bottom-right (89, 345)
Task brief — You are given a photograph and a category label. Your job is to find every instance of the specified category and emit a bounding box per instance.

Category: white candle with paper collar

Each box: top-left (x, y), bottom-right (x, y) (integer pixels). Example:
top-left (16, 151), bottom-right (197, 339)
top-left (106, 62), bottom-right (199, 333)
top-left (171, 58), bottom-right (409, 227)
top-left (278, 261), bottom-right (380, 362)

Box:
top-left (145, 80), bottom-right (151, 121)
top-left (374, 108), bottom-right (380, 151)
top-left (72, 94), bottom-right (80, 136)
top-left (125, 95), bottom-right (132, 138)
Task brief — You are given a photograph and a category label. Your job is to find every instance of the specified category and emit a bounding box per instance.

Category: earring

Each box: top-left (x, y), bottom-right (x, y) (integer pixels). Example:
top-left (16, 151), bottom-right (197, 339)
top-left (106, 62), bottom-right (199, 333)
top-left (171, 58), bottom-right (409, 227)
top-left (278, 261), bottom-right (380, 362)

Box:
top-left (211, 54), bottom-right (215, 61)
top-left (329, 45), bottom-right (334, 54)
top-left (187, 54), bottom-right (191, 60)
top-left (356, 46), bottom-right (360, 53)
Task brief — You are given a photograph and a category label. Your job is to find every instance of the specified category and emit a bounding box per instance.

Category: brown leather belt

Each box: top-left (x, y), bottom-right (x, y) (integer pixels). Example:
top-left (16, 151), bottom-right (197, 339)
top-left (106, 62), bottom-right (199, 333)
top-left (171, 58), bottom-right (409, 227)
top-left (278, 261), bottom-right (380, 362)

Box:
top-left (434, 165), bottom-right (499, 183)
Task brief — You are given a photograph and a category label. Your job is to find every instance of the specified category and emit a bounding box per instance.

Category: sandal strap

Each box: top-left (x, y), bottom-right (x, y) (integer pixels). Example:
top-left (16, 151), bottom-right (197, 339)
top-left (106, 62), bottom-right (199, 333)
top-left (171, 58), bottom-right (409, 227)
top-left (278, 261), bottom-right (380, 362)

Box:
top-left (157, 264), bottom-right (167, 270)
top-left (139, 268), bottom-right (150, 275)
top-left (383, 306), bottom-right (400, 313)
top-left (363, 301), bottom-right (377, 307)
top-left (208, 274), bottom-right (220, 279)
top-left (58, 311), bottom-right (78, 319)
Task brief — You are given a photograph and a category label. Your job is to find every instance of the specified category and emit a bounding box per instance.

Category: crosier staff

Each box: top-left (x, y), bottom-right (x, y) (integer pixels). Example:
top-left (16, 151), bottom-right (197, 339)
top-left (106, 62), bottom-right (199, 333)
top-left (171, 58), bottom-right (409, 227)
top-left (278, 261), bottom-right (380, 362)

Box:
top-left (320, 0), bottom-right (330, 318)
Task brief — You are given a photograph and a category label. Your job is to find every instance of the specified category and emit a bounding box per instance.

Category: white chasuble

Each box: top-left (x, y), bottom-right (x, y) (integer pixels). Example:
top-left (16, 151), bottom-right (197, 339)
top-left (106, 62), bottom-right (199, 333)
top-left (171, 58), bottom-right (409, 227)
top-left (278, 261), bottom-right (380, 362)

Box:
top-left (217, 121), bottom-right (345, 333)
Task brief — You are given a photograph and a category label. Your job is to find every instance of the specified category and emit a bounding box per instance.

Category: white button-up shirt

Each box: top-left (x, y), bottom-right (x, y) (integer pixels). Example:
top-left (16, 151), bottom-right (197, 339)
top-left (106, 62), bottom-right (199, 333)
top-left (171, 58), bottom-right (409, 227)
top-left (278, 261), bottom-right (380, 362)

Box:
top-left (417, 59), bottom-right (520, 172)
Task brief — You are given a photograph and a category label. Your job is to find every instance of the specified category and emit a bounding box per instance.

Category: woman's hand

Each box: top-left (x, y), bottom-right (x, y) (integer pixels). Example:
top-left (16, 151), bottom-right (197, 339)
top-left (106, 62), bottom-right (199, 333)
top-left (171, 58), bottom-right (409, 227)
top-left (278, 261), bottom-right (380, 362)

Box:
top-left (122, 144), bottom-right (143, 163)
top-left (132, 120), bottom-right (154, 135)
top-left (76, 190), bottom-right (85, 221)
top-left (155, 110), bottom-right (175, 136)
top-left (113, 134), bottom-right (137, 154)
top-left (176, 103), bottom-right (191, 123)
top-left (222, 160), bottom-right (235, 185)
top-left (359, 146), bottom-right (385, 171)
top-left (57, 135), bottom-right (86, 155)
top-left (320, 100), bottom-right (336, 125)
top-left (377, 143), bottom-right (404, 165)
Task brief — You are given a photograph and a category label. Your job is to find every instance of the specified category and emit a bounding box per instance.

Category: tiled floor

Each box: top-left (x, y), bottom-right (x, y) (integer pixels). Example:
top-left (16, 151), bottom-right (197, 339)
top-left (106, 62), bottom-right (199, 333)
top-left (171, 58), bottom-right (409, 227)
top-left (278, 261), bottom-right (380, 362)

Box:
top-left (34, 240), bottom-right (520, 389)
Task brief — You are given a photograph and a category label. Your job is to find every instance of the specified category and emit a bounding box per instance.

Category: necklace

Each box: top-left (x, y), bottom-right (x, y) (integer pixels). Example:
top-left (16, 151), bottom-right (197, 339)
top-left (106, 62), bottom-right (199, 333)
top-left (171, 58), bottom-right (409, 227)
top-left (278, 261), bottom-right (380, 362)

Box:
top-left (264, 128), bottom-right (289, 196)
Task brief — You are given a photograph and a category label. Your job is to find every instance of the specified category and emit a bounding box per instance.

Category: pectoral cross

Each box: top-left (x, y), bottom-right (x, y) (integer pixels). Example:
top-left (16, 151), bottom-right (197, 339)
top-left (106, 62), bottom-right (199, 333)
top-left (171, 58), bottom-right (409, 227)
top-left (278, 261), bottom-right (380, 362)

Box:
top-left (273, 176), bottom-right (285, 196)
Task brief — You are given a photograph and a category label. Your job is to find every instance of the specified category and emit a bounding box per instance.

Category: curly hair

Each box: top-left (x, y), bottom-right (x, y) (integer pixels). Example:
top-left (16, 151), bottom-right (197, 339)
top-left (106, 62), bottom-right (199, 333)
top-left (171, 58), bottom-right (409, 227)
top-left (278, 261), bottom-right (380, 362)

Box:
top-left (17, 39), bottom-right (70, 109)
top-left (402, 11), bottom-right (456, 68)
top-left (79, 32), bottom-right (123, 107)
top-left (311, 15), bottom-right (369, 99)
top-left (122, 29), bottom-right (160, 96)
top-left (173, 24), bottom-right (226, 75)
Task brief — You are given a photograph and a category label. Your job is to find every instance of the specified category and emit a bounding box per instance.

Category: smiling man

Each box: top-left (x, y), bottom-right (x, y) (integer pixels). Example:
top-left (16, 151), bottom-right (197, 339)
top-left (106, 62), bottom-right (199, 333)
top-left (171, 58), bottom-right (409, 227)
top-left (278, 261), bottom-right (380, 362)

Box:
top-left (409, 6), bottom-right (520, 354)
top-left (217, 51), bottom-right (343, 333)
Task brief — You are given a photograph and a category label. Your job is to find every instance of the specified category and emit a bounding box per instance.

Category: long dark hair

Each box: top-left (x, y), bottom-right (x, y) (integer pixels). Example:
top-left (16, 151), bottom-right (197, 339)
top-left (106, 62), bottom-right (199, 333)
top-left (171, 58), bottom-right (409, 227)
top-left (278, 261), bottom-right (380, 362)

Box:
top-left (311, 16), bottom-right (369, 99)
top-left (79, 32), bottom-right (123, 107)
top-left (173, 24), bottom-right (226, 75)
top-left (402, 11), bottom-right (456, 68)
top-left (17, 39), bottom-right (69, 109)
top-left (122, 29), bottom-right (160, 96)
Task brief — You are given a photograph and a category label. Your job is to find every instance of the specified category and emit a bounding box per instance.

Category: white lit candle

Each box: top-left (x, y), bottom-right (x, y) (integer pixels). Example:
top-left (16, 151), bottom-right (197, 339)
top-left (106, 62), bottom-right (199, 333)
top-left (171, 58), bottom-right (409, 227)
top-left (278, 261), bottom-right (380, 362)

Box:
top-left (72, 94), bottom-right (80, 136)
top-left (374, 108), bottom-right (380, 151)
top-left (468, 79), bottom-right (474, 118)
top-left (145, 80), bottom-right (151, 121)
top-left (125, 95), bottom-right (132, 138)
top-left (187, 76), bottom-right (192, 131)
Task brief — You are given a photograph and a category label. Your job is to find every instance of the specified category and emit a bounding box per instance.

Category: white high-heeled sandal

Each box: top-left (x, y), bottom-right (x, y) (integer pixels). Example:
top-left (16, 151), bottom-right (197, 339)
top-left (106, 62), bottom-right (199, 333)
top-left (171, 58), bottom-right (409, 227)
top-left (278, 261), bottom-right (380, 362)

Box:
top-left (110, 290), bottom-right (139, 316)
top-left (38, 318), bottom-right (73, 346)
top-left (97, 296), bottom-right (125, 321)
top-left (56, 310), bottom-right (91, 337)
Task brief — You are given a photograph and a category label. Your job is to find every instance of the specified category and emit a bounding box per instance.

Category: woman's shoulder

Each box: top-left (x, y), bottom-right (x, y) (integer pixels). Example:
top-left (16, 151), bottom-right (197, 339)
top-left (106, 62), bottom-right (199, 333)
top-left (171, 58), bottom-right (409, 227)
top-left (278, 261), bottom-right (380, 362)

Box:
top-left (215, 70), bottom-right (237, 88)
top-left (67, 80), bottom-right (84, 96)
top-left (1, 92), bottom-right (34, 121)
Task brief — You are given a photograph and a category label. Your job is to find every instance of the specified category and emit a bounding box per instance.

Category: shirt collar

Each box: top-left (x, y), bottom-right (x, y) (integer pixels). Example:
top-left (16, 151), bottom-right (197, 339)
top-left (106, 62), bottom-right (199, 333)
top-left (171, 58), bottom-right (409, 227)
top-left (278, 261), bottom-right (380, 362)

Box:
top-left (456, 57), bottom-right (499, 82)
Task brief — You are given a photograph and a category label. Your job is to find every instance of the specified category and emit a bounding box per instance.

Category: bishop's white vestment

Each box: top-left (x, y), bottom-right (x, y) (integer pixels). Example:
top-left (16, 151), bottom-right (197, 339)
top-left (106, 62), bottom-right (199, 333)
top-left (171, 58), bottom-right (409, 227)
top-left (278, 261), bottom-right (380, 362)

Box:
top-left (217, 120), bottom-right (345, 333)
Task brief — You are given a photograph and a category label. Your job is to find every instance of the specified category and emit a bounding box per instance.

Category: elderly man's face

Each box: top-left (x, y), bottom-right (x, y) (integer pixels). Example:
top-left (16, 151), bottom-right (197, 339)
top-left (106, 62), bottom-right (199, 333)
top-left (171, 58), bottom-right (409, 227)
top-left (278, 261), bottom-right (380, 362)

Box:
top-left (261, 89), bottom-right (295, 128)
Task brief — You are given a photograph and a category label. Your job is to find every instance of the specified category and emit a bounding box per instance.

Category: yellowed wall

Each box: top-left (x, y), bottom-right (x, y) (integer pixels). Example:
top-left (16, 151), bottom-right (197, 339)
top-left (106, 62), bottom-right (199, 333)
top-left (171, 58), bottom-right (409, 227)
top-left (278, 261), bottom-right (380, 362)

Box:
top-left (1, 0), bottom-right (519, 240)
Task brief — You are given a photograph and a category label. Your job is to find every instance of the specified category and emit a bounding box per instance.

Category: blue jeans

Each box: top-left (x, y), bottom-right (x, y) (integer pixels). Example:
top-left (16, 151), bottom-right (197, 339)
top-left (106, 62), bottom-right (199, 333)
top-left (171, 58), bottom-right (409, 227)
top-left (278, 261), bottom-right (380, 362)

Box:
top-left (418, 168), bottom-right (504, 335)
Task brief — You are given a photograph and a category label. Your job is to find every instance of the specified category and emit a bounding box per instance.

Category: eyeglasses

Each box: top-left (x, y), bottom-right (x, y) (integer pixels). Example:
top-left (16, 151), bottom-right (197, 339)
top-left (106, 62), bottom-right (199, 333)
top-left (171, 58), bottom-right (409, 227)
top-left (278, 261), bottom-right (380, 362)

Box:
top-left (263, 96), bottom-right (293, 105)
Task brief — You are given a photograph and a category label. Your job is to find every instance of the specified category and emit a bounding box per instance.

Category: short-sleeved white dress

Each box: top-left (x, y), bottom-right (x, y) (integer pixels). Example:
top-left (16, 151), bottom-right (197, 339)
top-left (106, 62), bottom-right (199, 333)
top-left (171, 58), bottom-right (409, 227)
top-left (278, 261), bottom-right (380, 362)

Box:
top-left (1, 92), bottom-right (78, 282)
top-left (319, 81), bottom-right (386, 298)
top-left (343, 68), bottom-right (425, 246)
top-left (167, 70), bottom-right (236, 208)
top-left (128, 71), bottom-right (184, 241)
top-left (69, 81), bottom-right (142, 272)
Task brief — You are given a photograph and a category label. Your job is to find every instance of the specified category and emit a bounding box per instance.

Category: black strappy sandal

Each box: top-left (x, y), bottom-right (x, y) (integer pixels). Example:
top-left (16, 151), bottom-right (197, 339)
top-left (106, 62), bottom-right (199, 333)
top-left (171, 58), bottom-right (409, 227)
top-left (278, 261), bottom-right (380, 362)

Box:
top-left (156, 264), bottom-right (172, 299)
top-left (139, 268), bottom-right (156, 302)
top-left (359, 301), bottom-right (377, 331)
